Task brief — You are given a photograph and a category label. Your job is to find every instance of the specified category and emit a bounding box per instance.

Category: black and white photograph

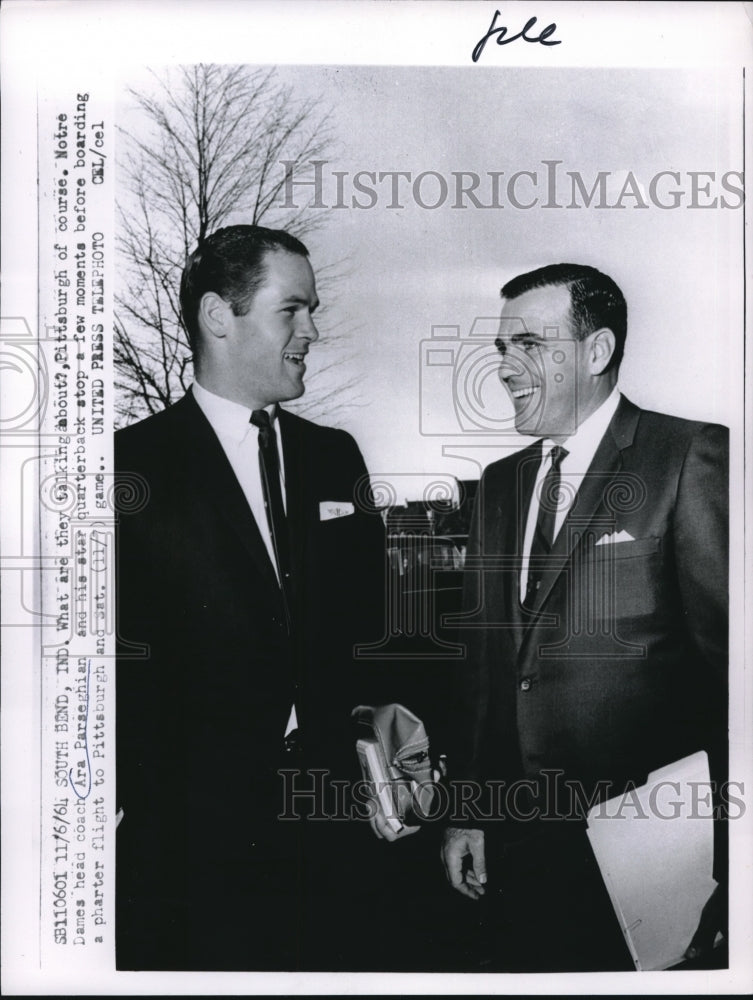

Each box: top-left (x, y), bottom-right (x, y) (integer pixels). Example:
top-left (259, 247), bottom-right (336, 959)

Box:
top-left (1, 1), bottom-right (752, 994)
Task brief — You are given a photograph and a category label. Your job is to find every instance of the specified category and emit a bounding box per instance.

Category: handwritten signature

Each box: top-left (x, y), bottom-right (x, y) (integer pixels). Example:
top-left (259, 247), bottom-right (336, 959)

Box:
top-left (472, 9), bottom-right (562, 63)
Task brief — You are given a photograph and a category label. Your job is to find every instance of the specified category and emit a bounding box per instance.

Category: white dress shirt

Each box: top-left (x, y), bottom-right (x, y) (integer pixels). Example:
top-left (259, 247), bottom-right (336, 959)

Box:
top-left (193, 381), bottom-right (297, 735)
top-left (193, 380), bottom-right (286, 580)
top-left (520, 387), bottom-right (621, 596)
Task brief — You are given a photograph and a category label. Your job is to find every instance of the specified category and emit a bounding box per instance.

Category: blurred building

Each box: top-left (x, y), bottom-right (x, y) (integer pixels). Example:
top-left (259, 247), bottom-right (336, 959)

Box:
top-left (384, 478), bottom-right (477, 581)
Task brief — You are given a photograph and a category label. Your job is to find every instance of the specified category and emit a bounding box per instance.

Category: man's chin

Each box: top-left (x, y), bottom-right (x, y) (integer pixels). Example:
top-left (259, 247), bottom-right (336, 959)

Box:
top-left (514, 417), bottom-right (543, 437)
top-left (277, 380), bottom-right (306, 404)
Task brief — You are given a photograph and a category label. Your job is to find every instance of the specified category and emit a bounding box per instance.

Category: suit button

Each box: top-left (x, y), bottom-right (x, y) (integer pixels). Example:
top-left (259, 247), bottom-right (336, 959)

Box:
top-left (519, 677), bottom-right (532, 692)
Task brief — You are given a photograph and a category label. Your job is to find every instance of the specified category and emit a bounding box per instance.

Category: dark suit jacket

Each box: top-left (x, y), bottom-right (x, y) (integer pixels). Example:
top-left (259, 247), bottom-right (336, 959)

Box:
top-left (115, 389), bottom-right (385, 969)
top-left (454, 396), bottom-right (728, 856)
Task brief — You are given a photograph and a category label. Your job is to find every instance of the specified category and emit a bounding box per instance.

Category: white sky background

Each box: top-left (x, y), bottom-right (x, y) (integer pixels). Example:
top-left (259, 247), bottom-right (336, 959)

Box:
top-left (116, 63), bottom-right (743, 484)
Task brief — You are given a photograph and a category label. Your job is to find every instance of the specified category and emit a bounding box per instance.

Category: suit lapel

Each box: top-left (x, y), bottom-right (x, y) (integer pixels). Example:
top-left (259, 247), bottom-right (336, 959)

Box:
top-left (523, 396), bottom-right (640, 621)
top-left (175, 391), bottom-right (282, 594)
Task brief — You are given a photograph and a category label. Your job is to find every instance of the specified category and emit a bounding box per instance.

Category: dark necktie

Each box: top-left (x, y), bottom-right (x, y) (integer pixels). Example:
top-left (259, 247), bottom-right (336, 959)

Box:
top-left (523, 443), bottom-right (569, 609)
top-left (250, 409), bottom-right (293, 631)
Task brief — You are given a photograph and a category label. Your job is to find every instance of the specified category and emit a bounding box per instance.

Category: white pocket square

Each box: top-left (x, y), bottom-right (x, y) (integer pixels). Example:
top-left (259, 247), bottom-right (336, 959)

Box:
top-left (595, 529), bottom-right (636, 546)
top-left (319, 501), bottom-right (355, 521)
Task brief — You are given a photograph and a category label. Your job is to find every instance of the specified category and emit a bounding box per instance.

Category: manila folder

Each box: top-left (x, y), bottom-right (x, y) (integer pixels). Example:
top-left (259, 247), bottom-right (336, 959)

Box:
top-left (585, 750), bottom-right (717, 971)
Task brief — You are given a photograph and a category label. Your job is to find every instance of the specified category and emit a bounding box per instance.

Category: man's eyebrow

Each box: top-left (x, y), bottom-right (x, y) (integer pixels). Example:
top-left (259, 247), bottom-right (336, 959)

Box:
top-left (282, 294), bottom-right (319, 311)
top-left (510, 331), bottom-right (541, 342)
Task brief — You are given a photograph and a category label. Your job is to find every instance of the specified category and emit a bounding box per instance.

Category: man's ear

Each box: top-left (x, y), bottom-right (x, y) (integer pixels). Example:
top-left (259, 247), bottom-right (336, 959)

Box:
top-left (588, 327), bottom-right (616, 375)
top-left (198, 292), bottom-right (231, 341)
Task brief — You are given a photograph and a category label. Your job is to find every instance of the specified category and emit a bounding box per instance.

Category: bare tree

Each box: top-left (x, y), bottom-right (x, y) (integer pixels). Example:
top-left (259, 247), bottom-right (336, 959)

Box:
top-left (115, 64), bottom-right (361, 426)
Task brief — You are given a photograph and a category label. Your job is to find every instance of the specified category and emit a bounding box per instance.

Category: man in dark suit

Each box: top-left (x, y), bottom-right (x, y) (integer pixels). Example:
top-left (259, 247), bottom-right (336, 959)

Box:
top-left (115, 225), bottom-right (385, 970)
top-left (441, 264), bottom-right (728, 971)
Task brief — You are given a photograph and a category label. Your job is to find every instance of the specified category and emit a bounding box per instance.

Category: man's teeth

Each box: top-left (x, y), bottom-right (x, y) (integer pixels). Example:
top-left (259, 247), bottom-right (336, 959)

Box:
top-left (512, 386), bottom-right (539, 399)
top-left (284, 353), bottom-right (305, 364)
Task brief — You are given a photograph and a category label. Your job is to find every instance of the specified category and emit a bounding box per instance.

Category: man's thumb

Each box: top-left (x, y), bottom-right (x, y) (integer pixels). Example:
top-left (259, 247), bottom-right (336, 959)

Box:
top-left (470, 834), bottom-right (487, 884)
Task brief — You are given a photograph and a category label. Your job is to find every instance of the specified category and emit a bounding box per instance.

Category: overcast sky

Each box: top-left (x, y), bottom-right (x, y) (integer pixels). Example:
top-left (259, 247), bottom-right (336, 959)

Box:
top-left (119, 63), bottom-right (743, 495)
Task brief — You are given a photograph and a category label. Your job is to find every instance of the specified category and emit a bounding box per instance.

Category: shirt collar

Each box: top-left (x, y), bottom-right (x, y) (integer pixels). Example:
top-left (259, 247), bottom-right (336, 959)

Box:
top-left (193, 381), bottom-right (278, 445)
top-left (542, 385), bottom-right (620, 466)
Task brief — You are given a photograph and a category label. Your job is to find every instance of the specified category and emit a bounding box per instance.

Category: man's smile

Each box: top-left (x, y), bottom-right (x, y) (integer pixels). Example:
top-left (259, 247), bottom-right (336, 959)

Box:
top-left (509, 385), bottom-right (541, 400)
top-left (283, 350), bottom-right (307, 367)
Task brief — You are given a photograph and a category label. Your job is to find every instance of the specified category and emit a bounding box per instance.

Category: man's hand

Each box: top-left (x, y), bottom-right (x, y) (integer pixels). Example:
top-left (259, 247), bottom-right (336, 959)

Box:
top-left (369, 811), bottom-right (420, 842)
top-left (367, 764), bottom-right (445, 842)
top-left (441, 826), bottom-right (486, 899)
top-left (684, 882), bottom-right (727, 963)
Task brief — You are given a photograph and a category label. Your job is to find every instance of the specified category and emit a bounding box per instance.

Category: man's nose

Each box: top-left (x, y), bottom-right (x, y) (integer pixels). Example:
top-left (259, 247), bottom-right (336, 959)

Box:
top-left (496, 345), bottom-right (521, 381)
top-left (299, 312), bottom-right (319, 343)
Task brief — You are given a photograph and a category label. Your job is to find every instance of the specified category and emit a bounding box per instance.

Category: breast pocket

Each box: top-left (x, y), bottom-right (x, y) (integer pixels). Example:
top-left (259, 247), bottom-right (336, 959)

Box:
top-left (317, 511), bottom-right (358, 544)
top-left (581, 536), bottom-right (664, 623)
top-left (313, 509), bottom-right (362, 574)
top-left (595, 536), bottom-right (661, 559)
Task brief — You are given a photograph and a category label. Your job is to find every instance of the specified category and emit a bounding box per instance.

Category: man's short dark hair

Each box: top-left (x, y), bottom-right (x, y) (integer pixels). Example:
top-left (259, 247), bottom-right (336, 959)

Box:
top-left (501, 263), bottom-right (627, 372)
top-left (179, 225), bottom-right (309, 352)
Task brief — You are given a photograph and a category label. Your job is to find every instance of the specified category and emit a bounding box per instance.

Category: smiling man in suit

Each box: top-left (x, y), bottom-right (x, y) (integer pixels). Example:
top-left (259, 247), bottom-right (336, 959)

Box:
top-left (115, 225), bottom-right (384, 970)
top-left (441, 263), bottom-right (728, 971)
